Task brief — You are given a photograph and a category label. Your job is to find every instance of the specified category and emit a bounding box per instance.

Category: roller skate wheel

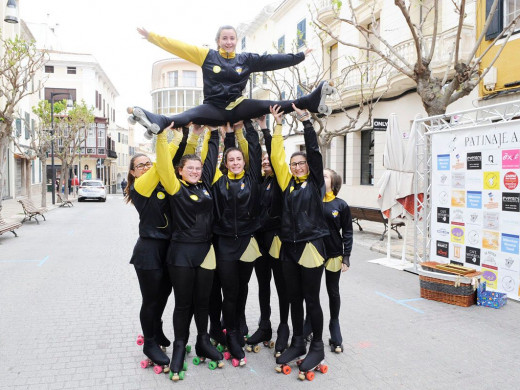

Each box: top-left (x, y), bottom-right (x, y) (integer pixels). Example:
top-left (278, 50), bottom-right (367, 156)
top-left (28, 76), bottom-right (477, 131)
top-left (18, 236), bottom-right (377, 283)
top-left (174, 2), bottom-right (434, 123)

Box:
top-left (185, 345), bottom-right (191, 353)
top-left (170, 372), bottom-right (180, 381)
top-left (217, 344), bottom-right (225, 353)
top-left (126, 107), bottom-right (134, 115)
top-left (240, 357), bottom-right (247, 366)
top-left (163, 366), bottom-right (170, 373)
top-left (183, 361), bottom-right (188, 371)
top-left (232, 358), bottom-right (239, 367)
top-left (246, 346), bottom-right (252, 352)
top-left (144, 130), bottom-right (153, 140)
top-left (153, 365), bottom-right (163, 374)
top-left (193, 357), bottom-right (201, 365)
top-left (318, 104), bottom-right (331, 115)
top-left (319, 364), bottom-right (328, 374)
top-left (128, 115), bottom-right (136, 125)
top-left (275, 351), bottom-right (281, 358)
top-left (136, 335), bottom-right (144, 345)
top-left (335, 346), bottom-right (343, 353)
top-left (223, 351), bottom-right (231, 360)
top-left (282, 365), bottom-right (292, 375)
top-left (268, 341), bottom-right (275, 349)
top-left (253, 345), bottom-right (261, 353)
top-left (306, 371), bottom-right (315, 381)
top-left (208, 361), bottom-right (217, 370)
top-left (298, 373), bottom-right (305, 381)
top-left (275, 366), bottom-right (282, 373)
top-left (323, 83), bottom-right (334, 95)
top-left (179, 371), bottom-right (185, 380)
top-left (218, 361), bottom-right (225, 368)
top-left (140, 359), bottom-right (149, 369)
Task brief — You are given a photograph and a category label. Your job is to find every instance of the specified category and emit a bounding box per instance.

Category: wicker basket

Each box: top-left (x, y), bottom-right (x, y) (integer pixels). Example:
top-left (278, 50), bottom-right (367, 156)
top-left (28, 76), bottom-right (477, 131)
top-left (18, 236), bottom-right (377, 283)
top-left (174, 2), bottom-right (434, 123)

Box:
top-left (418, 269), bottom-right (480, 307)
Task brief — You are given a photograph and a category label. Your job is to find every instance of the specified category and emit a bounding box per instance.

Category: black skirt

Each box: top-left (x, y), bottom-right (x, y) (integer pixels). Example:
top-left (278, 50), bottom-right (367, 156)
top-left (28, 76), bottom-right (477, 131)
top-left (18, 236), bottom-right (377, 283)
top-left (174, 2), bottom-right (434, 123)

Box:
top-left (214, 234), bottom-right (252, 262)
top-left (130, 237), bottom-right (169, 270)
top-left (166, 241), bottom-right (211, 268)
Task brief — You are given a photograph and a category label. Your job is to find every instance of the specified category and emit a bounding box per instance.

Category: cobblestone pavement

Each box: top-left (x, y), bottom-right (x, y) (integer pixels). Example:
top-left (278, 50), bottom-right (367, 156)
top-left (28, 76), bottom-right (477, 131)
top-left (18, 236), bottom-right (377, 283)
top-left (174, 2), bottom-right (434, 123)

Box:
top-left (0, 195), bottom-right (518, 389)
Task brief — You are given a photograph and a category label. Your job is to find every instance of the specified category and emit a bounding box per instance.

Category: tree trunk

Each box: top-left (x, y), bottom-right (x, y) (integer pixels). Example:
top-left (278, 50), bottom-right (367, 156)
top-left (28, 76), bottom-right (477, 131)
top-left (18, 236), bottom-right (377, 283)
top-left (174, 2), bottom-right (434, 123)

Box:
top-left (0, 136), bottom-right (9, 214)
top-left (416, 75), bottom-right (448, 117)
top-left (40, 157), bottom-right (48, 208)
top-left (25, 159), bottom-right (31, 199)
top-left (62, 161), bottom-right (70, 201)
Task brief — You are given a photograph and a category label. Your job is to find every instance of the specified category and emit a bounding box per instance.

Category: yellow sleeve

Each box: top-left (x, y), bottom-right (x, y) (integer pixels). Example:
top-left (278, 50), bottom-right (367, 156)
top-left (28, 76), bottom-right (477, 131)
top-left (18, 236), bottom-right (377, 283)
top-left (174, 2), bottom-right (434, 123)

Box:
top-left (156, 132), bottom-right (181, 195)
top-left (148, 32), bottom-right (209, 66)
top-left (185, 133), bottom-right (200, 155)
top-left (212, 168), bottom-right (222, 185)
top-left (271, 124), bottom-right (292, 191)
top-left (169, 134), bottom-right (181, 159)
top-left (134, 165), bottom-right (160, 198)
top-left (200, 130), bottom-right (211, 163)
top-left (236, 127), bottom-right (249, 167)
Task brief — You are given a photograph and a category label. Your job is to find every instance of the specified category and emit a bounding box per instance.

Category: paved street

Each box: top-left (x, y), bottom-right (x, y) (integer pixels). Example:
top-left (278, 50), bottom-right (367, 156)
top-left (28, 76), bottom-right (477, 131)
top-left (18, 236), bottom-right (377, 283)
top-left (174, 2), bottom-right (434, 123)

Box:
top-left (0, 195), bottom-right (518, 390)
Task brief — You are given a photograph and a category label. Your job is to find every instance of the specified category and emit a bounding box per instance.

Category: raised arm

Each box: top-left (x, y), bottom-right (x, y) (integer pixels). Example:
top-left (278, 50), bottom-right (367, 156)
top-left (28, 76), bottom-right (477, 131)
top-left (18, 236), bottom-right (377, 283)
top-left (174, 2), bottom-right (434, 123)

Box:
top-left (155, 127), bottom-right (182, 196)
top-left (138, 28), bottom-right (209, 67)
top-left (248, 52), bottom-right (305, 73)
top-left (201, 128), bottom-right (220, 185)
top-left (171, 126), bottom-right (189, 166)
top-left (269, 106), bottom-right (292, 191)
top-left (244, 119), bottom-right (262, 184)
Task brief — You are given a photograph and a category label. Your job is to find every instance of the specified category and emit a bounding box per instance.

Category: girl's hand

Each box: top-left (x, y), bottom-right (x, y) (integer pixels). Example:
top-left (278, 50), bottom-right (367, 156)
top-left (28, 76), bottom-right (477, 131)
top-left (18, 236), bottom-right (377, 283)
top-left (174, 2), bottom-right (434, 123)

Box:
top-left (341, 264), bottom-right (349, 273)
top-left (233, 121), bottom-right (244, 131)
top-left (304, 48), bottom-right (313, 57)
top-left (291, 103), bottom-right (311, 122)
top-left (223, 122), bottom-right (233, 133)
top-left (206, 125), bottom-right (218, 131)
top-left (255, 115), bottom-right (267, 129)
top-left (165, 121), bottom-right (176, 132)
top-left (137, 27), bottom-right (149, 39)
top-left (269, 105), bottom-right (284, 125)
top-left (190, 123), bottom-right (205, 136)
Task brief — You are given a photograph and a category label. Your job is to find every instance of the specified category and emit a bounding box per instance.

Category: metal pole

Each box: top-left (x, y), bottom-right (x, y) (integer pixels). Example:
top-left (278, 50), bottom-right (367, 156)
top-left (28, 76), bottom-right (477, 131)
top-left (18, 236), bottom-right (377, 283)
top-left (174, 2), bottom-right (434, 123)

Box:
top-left (50, 98), bottom-right (55, 205)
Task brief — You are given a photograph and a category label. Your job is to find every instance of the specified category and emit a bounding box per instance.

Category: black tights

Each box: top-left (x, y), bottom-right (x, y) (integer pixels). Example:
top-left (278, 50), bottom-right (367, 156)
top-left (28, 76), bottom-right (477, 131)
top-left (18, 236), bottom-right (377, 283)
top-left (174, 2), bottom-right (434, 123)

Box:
top-left (325, 269), bottom-right (341, 320)
top-left (254, 254), bottom-right (289, 324)
top-left (168, 265), bottom-right (214, 342)
top-left (213, 261), bottom-right (255, 332)
top-left (135, 267), bottom-right (172, 339)
top-left (281, 261), bottom-right (324, 341)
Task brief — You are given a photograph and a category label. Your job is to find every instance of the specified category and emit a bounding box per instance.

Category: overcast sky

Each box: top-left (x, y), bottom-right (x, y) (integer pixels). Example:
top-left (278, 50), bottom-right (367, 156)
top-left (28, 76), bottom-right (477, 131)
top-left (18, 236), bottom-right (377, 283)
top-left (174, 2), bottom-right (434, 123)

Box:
top-left (20, 0), bottom-right (279, 131)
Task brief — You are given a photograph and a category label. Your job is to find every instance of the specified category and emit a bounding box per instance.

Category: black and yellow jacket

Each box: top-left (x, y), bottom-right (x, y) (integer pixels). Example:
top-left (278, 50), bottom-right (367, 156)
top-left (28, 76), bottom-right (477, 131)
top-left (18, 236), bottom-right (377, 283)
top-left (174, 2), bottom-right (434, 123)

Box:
top-left (323, 193), bottom-right (353, 265)
top-left (271, 121), bottom-right (329, 243)
top-left (148, 33), bottom-right (305, 109)
top-left (211, 121), bottom-right (262, 237)
top-left (156, 130), bottom-right (218, 243)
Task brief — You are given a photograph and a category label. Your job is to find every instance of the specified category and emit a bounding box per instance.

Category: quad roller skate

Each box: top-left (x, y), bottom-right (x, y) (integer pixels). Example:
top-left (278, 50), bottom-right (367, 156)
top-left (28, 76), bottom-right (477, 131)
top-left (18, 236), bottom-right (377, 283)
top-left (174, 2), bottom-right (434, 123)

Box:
top-left (127, 106), bottom-right (162, 140)
top-left (298, 339), bottom-right (328, 381)
top-left (297, 80), bottom-right (336, 116)
top-left (193, 333), bottom-right (225, 370)
top-left (168, 340), bottom-right (190, 381)
top-left (329, 318), bottom-right (344, 353)
top-left (224, 330), bottom-right (247, 367)
top-left (246, 320), bottom-right (274, 353)
top-left (275, 335), bottom-right (306, 375)
top-left (140, 337), bottom-right (170, 374)
top-left (274, 323), bottom-right (289, 358)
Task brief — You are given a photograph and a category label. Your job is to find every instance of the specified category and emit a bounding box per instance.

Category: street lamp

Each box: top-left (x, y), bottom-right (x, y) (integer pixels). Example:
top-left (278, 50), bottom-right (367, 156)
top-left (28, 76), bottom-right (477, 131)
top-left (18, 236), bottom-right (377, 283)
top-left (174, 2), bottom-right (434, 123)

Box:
top-left (4, 0), bottom-right (18, 24)
top-left (50, 93), bottom-right (73, 205)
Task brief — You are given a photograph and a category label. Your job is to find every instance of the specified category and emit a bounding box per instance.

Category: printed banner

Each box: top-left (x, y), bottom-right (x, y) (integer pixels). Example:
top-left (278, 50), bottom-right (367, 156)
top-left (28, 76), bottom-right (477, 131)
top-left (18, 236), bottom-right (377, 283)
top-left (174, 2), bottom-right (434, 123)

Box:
top-left (430, 120), bottom-right (520, 300)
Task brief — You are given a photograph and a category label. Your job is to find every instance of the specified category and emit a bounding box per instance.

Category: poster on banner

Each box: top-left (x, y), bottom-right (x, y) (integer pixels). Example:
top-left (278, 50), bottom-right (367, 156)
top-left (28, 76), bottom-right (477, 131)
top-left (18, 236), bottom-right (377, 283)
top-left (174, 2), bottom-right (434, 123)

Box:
top-left (430, 121), bottom-right (520, 301)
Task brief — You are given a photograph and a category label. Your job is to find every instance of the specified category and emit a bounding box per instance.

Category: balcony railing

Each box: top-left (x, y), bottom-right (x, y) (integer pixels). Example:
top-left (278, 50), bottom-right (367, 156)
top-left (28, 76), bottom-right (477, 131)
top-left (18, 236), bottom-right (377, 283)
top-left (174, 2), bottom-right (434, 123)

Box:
top-left (107, 149), bottom-right (117, 159)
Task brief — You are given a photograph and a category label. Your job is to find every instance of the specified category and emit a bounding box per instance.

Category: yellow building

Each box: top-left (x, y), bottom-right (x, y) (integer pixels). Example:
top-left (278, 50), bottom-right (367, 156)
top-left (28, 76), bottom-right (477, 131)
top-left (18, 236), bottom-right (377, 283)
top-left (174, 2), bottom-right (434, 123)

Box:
top-left (477, 0), bottom-right (520, 101)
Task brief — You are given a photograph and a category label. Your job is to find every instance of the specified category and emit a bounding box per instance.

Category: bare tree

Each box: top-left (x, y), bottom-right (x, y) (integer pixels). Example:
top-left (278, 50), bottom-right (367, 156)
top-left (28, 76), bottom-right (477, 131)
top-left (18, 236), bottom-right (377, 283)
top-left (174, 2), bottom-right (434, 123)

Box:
top-left (313, 0), bottom-right (520, 116)
top-left (257, 24), bottom-right (386, 163)
top-left (0, 32), bottom-right (46, 213)
top-left (56, 101), bottom-right (94, 201)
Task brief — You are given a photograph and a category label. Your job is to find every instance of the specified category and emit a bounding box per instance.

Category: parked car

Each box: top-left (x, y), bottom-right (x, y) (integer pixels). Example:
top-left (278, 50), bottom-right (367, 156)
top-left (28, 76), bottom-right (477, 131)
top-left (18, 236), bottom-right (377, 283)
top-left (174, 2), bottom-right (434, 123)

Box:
top-left (78, 180), bottom-right (107, 202)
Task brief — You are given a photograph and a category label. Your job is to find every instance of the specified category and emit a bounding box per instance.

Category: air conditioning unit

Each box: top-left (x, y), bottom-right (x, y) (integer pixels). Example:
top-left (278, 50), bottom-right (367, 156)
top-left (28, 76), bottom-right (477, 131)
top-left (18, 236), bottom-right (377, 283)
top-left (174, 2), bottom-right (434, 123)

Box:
top-left (483, 66), bottom-right (497, 91)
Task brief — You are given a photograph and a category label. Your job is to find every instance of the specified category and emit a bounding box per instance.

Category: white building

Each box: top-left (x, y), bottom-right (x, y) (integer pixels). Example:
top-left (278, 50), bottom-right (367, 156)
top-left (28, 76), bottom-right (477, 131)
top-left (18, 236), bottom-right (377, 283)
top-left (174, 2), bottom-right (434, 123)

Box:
top-left (238, 0), bottom-right (478, 207)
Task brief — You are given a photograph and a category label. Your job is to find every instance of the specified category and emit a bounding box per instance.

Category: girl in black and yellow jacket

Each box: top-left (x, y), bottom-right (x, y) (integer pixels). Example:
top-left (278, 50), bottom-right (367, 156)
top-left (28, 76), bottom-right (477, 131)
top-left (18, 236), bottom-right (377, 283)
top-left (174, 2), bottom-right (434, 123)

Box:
top-left (322, 168), bottom-right (353, 354)
top-left (209, 120), bottom-right (263, 366)
top-left (238, 116), bottom-right (290, 357)
top-left (155, 123), bottom-right (224, 378)
top-left (132, 26), bottom-right (332, 129)
top-left (269, 104), bottom-right (329, 375)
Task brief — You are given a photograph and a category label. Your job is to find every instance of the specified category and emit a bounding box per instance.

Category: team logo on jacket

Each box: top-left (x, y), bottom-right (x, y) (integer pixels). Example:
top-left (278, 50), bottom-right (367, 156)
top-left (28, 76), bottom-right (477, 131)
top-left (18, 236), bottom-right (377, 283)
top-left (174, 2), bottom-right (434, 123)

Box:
top-left (190, 194), bottom-right (199, 201)
top-left (301, 182), bottom-right (307, 189)
top-left (203, 189), bottom-right (210, 197)
top-left (266, 183), bottom-right (271, 191)
top-left (240, 183), bottom-right (245, 190)
top-left (332, 210), bottom-right (339, 218)
top-left (213, 65), bottom-right (221, 73)
top-left (235, 67), bottom-right (243, 74)
top-left (157, 192), bottom-right (165, 200)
